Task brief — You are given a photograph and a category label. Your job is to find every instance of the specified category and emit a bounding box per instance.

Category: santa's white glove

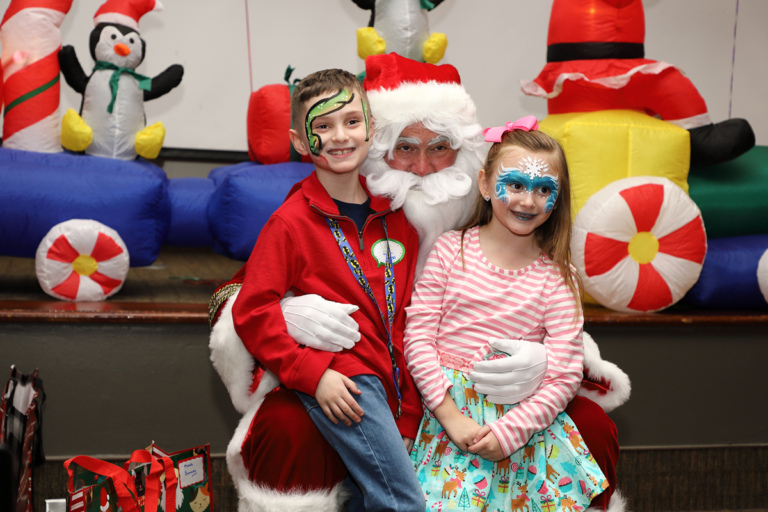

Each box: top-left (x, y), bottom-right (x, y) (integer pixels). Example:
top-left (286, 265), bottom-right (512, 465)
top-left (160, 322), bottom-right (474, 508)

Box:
top-left (280, 294), bottom-right (361, 352)
top-left (468, 338), bottom-right (548, 405)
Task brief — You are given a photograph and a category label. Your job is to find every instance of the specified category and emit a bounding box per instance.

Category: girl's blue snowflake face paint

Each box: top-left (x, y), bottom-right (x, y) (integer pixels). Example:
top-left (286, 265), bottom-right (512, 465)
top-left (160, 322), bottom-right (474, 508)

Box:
top-left (495, 156), bottom-right (559, 213)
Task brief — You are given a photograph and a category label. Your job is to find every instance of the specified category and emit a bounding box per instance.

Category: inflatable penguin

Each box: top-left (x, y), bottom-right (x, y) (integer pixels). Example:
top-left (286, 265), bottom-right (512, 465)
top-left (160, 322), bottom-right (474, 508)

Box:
top-left (521, 0), bottom-right (755, 166)
top-left (353, 0), bottom-right (447, 64)
top-left (58, 0), bottom-right (183, 160)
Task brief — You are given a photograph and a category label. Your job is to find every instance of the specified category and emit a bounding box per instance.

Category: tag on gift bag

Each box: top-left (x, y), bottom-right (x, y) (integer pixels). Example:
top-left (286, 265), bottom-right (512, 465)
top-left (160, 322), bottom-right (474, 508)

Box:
top-left (64, 456), bottom-right (141, 512)
top-left (148, 443), bottom-right (213, 512)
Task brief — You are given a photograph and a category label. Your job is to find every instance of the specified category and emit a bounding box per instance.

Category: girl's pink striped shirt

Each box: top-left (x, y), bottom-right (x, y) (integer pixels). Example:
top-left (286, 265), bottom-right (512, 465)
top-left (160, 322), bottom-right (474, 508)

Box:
top-left (403, 227), bottom-right (584, 457)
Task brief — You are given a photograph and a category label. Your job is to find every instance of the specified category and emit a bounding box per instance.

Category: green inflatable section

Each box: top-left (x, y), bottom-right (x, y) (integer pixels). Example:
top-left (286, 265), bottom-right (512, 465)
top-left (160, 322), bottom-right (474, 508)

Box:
top-left (688, 146), bottom-right (768, 239)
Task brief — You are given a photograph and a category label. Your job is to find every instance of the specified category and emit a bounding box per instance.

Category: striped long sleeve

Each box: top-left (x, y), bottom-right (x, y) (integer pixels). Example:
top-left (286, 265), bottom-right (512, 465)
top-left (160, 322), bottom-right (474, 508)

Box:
top-left (403, 227), bottom-right (584, 458)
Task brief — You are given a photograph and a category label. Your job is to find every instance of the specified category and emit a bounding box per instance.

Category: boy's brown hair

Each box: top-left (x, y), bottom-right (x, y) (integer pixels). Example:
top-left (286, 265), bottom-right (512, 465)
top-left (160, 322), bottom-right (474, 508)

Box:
top-left (290, 68), bottom-right (369, 134)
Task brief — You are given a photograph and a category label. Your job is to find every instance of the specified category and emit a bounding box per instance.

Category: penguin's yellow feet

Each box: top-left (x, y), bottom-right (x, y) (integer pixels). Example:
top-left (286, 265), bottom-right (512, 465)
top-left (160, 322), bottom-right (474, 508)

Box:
top-left (135, 121), bottom-right (166, 159)
top-left (357, 27), bottom-right (386, 60)
top-left (423, 32), bottom-right (448, 64)
top-left (61, 108), bottom-right (93, 152)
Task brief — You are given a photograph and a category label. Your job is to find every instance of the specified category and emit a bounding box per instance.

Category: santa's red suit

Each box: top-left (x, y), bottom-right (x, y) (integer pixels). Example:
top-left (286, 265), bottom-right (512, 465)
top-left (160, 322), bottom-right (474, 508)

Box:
top-left (210, 54), bottom-right (630, 511)
top-left (521, 0), bottom-right (754, 165)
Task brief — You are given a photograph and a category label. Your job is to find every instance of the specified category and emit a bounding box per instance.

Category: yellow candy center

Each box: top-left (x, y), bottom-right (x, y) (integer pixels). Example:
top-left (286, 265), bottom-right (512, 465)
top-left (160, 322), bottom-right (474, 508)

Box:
top-left (628, 231), bottom-right (659, 264)
top-left (72, 254), bottom-right (98, 276)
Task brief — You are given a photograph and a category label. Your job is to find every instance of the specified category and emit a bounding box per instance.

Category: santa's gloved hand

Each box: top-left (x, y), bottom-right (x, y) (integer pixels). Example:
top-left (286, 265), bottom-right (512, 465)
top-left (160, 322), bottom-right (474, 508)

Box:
top-left (280, 294), bottom-right (361, 352)
top-left (469, 338), bottom-right (547, 405)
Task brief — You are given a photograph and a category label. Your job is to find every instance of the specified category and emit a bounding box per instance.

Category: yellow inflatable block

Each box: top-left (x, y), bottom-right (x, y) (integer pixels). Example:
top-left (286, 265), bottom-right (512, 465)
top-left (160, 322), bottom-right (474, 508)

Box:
top-left (135, 121), bottom-right (166, 160)
top-left (539, 110), bottom-right (690, 218)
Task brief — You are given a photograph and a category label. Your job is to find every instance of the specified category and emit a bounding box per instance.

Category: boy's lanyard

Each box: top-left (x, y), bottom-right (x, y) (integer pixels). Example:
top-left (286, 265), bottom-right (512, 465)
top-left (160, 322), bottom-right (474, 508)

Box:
top-left (326, 217), bottom-right (402, 418)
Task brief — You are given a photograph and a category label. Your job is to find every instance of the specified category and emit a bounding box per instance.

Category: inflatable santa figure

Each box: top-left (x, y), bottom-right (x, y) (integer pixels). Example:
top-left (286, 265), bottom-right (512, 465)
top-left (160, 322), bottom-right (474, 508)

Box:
top-left (58, 0), bottom-right (183, 160)
top-left (210, 54), bottom-right (629, 512)
top-left (521, 0), bottom-right (754, 166)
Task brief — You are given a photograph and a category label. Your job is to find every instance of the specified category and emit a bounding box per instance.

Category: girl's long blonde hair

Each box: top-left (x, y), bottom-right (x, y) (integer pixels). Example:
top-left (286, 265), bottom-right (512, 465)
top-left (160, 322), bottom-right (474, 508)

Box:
top-left (458, 129), bottom-right (582, 306)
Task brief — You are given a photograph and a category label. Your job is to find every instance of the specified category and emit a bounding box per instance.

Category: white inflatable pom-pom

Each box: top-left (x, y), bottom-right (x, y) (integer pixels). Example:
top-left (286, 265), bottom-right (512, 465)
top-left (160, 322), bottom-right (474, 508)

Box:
top-left (758, 249), bottom-right (768, 304)
top-left (571, 177), bottom-right (707, 313)
top-left (35, 219), bottom-right (130, 301)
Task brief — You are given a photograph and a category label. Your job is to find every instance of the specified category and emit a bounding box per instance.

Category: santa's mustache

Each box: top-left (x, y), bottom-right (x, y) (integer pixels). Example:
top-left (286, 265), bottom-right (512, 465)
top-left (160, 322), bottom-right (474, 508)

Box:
top-left (362, 159), bottom-right (475, 210)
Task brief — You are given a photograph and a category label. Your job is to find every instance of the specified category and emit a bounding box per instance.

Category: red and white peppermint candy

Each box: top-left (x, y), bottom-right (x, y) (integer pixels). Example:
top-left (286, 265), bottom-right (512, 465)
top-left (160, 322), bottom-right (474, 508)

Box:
top-left (758, 249), bottom-right (768, 304)
top-left (571, 177), bottom-right (707, 312)
top-left (35, 219), bottom-right (130, 301)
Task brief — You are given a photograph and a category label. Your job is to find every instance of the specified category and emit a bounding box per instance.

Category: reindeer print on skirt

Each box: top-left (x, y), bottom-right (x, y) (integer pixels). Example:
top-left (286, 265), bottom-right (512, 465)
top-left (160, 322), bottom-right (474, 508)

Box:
top-left (411, 365), bottom-right (608, 511)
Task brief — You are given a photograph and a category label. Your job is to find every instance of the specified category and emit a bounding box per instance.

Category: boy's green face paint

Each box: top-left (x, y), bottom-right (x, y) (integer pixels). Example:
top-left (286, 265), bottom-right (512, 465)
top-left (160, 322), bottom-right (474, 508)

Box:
top-left (304, 89), bottom-right (370, 156)
top-left (361, 97), bottom-right (370, 143)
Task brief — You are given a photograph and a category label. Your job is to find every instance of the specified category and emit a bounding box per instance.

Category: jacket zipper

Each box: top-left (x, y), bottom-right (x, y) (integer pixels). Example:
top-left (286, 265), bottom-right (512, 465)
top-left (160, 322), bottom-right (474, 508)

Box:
top-left (311, 204), bottom-right (391, 252)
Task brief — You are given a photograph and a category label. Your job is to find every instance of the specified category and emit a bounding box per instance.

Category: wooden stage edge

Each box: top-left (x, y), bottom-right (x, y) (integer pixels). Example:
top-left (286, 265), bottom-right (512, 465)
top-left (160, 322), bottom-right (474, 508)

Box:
top-left (1, 299), bottom-right (768, 326)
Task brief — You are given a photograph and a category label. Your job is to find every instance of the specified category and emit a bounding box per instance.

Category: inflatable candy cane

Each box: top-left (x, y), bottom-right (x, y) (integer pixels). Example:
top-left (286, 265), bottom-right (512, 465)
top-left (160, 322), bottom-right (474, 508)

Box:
top-left (0, 0), bottom-right (73, 152)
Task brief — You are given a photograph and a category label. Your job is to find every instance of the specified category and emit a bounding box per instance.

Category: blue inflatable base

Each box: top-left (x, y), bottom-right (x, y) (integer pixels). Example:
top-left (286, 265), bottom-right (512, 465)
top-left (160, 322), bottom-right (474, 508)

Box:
top-left (208, 161), bottom-right (313, 261)
top-left (683, 234), bottom-right (768, 310)
top-left (0, 148), bottom-right (170, 267)
top-left (167, 177), bottom-right (214, 247)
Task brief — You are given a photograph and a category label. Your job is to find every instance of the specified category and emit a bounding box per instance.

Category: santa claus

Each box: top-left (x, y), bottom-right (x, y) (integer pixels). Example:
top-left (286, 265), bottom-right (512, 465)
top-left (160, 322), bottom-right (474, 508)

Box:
top-left (209, 53), bottom-right (629, 511)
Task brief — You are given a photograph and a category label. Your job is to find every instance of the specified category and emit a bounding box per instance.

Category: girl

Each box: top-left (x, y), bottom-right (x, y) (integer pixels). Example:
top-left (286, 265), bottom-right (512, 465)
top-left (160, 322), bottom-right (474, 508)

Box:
top-left (404, 116), bottom-right (608, 511)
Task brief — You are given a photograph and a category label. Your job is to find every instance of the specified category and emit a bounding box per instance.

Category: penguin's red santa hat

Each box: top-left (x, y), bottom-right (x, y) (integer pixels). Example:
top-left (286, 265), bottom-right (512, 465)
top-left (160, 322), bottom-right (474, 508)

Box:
top-left (94, 0), bottom-right (162, 32)
top-left (362, 52), bottom-right (482, 142)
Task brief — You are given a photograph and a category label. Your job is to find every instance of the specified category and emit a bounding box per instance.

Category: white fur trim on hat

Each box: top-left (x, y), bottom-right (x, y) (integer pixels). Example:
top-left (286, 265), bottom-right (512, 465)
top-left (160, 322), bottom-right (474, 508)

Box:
top-left (368, 81), bottom-right (479, 131)
top-left (578, 332), bottom-right (632, 413)
top-left (94, 12), bottom-right (140, 30)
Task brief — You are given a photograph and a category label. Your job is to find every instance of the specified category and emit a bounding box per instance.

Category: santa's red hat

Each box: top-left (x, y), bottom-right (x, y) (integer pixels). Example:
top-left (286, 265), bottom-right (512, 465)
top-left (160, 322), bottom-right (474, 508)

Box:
top-left (363, 53), bottom-right (479, 135)
top-left (94, 0), bottom-right (162, 31)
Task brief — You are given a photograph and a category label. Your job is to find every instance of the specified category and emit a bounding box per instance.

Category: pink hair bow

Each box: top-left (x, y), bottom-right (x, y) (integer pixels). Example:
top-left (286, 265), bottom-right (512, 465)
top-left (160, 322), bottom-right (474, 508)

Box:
top-left (483, 115), bottom-right (539, 143)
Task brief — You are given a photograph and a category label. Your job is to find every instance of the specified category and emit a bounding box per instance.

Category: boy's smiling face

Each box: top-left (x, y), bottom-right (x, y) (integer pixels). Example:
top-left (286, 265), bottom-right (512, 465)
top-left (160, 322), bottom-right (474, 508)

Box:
top-left (289, 89), bottom-right (372, 177)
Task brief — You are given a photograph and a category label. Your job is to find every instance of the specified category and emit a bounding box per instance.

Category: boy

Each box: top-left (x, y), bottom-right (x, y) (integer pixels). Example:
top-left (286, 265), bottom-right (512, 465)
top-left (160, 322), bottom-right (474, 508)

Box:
top-left (232, 69), bottom-right (424, 511)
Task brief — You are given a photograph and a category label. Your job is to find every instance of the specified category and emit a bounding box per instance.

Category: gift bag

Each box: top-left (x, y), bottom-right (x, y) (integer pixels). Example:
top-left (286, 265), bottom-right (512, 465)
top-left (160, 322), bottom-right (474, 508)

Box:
top-left (64, 456), bottom-right (142, 512)
top-left (64, 444), bottom-right (211, 512)
top-left (124, 449), bottom-right (176, 512)
top-left (147, 443), bottom-right (213, 512)
top-left (0, 366), bottom-right (46, 512)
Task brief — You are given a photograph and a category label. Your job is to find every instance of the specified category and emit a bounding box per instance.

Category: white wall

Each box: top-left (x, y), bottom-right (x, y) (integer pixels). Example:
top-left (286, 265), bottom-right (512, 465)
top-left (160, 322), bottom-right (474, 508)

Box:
top-left (2, 0), bottom-right (767, 151)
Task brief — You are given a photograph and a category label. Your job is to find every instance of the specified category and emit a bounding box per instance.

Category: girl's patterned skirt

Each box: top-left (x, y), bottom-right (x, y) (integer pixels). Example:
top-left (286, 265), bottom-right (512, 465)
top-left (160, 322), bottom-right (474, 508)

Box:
top-left (410, 353), bottom-right (608, 512)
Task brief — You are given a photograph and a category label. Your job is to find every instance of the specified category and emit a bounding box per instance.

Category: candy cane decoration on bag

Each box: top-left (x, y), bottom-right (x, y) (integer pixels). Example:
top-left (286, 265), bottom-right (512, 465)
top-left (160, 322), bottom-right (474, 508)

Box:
top-left (1, 0), bottom-right (73, 152)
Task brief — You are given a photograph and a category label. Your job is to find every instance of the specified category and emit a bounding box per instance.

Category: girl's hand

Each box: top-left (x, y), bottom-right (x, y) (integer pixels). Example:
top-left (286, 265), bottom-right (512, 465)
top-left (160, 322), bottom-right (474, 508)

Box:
top-left (467, 425), bottom-right (506, 462)
top-left (315, 369), bottom-right (364, 426)
top-left (432, 392), bottom-right (482, 451)
top-left (442, 413), bottom-right (483, 452)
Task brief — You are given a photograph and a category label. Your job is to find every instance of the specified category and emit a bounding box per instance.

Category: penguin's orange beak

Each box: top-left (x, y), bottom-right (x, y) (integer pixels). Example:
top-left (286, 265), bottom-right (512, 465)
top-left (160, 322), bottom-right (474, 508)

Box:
top-left (113, 43), bottom-right (131, 56)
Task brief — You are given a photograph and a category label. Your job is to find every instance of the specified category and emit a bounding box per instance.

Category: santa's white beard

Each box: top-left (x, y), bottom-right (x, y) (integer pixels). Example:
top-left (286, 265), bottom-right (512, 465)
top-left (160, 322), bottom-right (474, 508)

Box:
top-left (362, 150), bottom-right (480, 276)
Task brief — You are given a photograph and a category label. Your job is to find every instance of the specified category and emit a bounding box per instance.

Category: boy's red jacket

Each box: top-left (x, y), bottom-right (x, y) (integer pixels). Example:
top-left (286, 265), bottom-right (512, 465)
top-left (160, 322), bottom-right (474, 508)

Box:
top-left (232, 171), bottom-right (423, 437)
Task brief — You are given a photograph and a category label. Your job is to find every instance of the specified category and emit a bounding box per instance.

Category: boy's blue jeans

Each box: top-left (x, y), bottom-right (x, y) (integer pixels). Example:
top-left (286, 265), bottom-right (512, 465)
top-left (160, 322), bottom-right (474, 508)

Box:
top-left (296, 374), bottom-right (424, 512)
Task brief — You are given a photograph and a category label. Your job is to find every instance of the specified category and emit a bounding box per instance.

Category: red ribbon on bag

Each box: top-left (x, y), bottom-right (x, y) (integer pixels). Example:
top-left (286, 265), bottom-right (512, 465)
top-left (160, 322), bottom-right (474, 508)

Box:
top-left (63, 456), bottom-right (141, 512)
top-left (156, 455), bottom-right (177, 511)
top-left (123, 449), bottom-right (164, 512)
